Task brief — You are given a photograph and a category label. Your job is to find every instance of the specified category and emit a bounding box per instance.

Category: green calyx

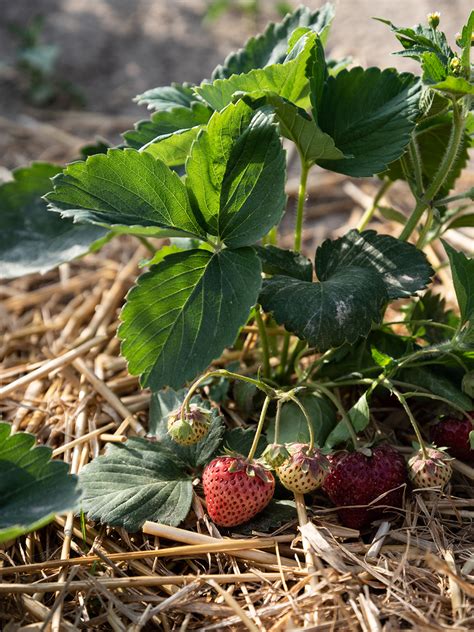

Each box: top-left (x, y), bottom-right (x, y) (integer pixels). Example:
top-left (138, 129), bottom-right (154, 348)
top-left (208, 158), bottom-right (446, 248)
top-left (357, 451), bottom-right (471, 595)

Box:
top-left (262, 443), bottom-right (291, 469)
top-left (167, 404), bottom-right (211, 445)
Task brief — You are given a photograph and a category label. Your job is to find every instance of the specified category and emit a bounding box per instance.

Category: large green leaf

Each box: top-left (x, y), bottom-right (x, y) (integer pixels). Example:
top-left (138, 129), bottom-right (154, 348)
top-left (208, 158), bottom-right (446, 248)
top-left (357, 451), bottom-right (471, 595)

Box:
top-left (149, 388), bottom-right (225, 468)
top-left (266, 393), bottom-right (336, 446)
top-left (140, 126), bottom-right (204, 167)
top-left (385, 115), bottom-right (470, 199)
top-left (260, 231), bottom-right (433, 350)
top-left (134, 82), bottom-right (197, 111)
top-left (196, 33), bottom-right (317, 111)
top-left (0, 422), bottom-right (80, 542)
top-left (45, 149), bottom-right (205, 238)
top-left (123, 103), bottom-right (211, 151)
top-left (244, 92), bottom-right (344, 165)
top-left (212, 4), bottom-right (334, 79)
top-left (185, 101), bottom-right (286, 247)
top-left (119, 248), bottom-right (262, 390)
top-left (254, 244), bottom-right (313, 282)
top-left (443, 242), bottom-right (474, 325)
top-left (79, 438), bottom-right (193, 531)
top-left (0, 163), bottom-right (107, 279)
top-left (316, 68), bottom-right (421, 176)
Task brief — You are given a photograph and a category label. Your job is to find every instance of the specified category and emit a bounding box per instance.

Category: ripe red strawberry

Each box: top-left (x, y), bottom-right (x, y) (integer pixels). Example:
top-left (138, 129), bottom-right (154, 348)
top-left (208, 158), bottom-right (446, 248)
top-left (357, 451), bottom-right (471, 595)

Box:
top-left (202, 456), bottom-right (275, 527)
top-left (276, 443), bottom-right (329, 494)
top-left (408, 447), bottom-right (453, 489)
top-left (167, 404), bottom-right (211, 446)
top-left (430, 416), bottom-right (474, 462)
top-left (322, 444), bottom-right (407, 530)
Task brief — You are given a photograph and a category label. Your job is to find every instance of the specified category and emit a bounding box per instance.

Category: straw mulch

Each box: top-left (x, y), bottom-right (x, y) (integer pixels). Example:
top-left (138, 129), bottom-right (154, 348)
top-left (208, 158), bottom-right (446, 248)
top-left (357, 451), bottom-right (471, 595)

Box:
top-left (1, 163), bottom-right (474, 631)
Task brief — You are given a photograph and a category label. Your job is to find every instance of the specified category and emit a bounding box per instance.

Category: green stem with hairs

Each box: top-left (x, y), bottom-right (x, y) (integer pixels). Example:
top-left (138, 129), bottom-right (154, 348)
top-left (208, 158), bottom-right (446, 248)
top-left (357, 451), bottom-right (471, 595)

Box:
top-left (254, 306), bottom-right (271, 379)
top-left (387, 383), bottom-right (428, 459)
top-left (274, 400), bottom-right (283, 444)
top-left (137, 236), bottom-right (156, 254)
top-left (399, 98), bottom-right (465, 243)
top-left (294, 160), bottom-right (310, 253)
top-left (247, 395), bottom-right (271, 461)
top-left (357, 179), bottom-right (392, 231)
top-left (408, 136), bottom-right (424, 197)
top-left (314, 383), bottom-right (359, 449)
top-left (287, 394), bottom-right (314, 451)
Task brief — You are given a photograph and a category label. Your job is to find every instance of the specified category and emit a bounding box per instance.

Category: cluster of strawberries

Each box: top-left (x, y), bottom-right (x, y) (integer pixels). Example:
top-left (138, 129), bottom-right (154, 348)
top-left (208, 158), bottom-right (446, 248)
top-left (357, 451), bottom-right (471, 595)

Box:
top-left (167, 405), bottom-right (473, 530)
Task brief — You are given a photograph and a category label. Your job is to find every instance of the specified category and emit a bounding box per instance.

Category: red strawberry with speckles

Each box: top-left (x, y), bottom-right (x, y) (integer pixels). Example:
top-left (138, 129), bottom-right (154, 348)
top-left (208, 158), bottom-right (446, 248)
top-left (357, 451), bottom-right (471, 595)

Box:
top-left (202, 455), bottom-right (275, 527)
top-left (430, 416), bottom-right (474, 462)
top-left (322, 444), bottom-right (407, 530)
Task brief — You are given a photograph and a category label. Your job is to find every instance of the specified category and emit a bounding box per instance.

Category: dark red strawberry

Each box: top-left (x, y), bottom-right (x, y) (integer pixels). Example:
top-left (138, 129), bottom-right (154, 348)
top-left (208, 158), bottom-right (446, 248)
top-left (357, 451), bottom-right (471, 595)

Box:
top-left (202, 455), bottom-right (275, 527)
top-left (430, 416), bottom-right (474, 462)
top-left (322, 444), bottom-right (407, 530)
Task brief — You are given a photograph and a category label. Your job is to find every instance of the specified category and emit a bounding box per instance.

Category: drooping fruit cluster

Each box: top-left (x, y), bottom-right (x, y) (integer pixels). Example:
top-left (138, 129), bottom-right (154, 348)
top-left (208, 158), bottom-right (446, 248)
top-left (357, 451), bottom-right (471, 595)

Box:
top-left (408, 447), bottom-right (452, 489)
top-left (202, 456), bottom-right (275, 527)
top-left (167, 404), bottom-right (211, 446)
top-left (276, 443), bottom-right (329, 494)
top-left (322, 444), bottom-right (407, 530)
top-left (430, 416), bottom-right (474, 462)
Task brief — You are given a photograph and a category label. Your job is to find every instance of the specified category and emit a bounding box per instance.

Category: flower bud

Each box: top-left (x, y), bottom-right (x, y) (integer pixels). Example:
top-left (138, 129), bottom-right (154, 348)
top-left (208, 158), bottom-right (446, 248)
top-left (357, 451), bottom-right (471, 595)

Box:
top-left (427, 12), bottom-right (440, 29)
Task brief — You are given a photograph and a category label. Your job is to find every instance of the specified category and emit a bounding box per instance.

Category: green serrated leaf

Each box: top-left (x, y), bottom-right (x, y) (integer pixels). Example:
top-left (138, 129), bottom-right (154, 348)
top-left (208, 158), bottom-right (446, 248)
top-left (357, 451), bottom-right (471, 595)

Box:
top-left (185, 101), bottom-right (286, 247)
top-left (212, 4), bottom-right (334, 79)
top-left (197, 33), bottom-right (317, 111)
top-left (0, 422), bottom-right (80, 542)
top-left (260, 230), bottom-right (433, 350)
top-left (371, 346), bottom-right (394, 368)
top-left (400, 367), bottom-right (473, 411)
top-left (79, 438), bottom-right (193, 531)
top-left (149, 389), bottom-right (225, 467)
top-left (0, 163), bottom-right (107, 279)
top-left (124, 103), bottom-right (211, 149)
top-left (141, 126), bottom-right (204, 167)
top-left (119, 248), bottom-right (262, 390)
top-left (443, 242), bottom-right (474, 325)
top-left (134, 82), bottom-right (197, 111)
top-left (421, 52), bottom-right (447, 84)
top-left (254, 244), bottom-right (313, 281)
top-left (45, 149), bottom-right (206, 239)
top-left (316, 68), bottom-right (421, 176)
top-left (243, 92), bottom-right (344, 164)
top-left (429, 76), bottom-right (474, 97)
top-left (376, 18), bottom-right (454, 65)
top-left (267, 393), bottom-right (336, 446)
top-left (447, 213), bottom-right (474, 230)
top-left (324, 392), bottom-right (369, 448)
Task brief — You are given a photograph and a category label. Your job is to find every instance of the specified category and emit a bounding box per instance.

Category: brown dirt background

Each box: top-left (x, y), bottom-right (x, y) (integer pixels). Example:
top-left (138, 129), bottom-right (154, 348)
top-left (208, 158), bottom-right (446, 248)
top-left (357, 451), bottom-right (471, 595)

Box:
top-left (0, 0), bottom-right (472, 170)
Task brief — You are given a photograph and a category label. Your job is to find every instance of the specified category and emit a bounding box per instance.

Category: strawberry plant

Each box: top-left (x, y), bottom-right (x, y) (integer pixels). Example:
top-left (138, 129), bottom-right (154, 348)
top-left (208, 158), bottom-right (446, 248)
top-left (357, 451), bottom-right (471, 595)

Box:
top-left (1, 5), bottom-right (473, 534)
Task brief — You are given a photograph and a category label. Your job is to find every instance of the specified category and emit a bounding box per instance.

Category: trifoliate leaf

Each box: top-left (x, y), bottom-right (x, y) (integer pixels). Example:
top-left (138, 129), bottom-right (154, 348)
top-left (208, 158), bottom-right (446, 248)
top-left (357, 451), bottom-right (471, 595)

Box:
top-left (266, 393), bottom-right (336, 446)
top-left (79, 438), bottom-right (193, 531)
top-left (119, 248), bottom-right (262, 390)
top-left (0, 163), bottom-right (107, 279)
top-left (185, 101), bottom-right (286, 247)
top-left (260, 231), bottom-right (433, 351)
top-left (254, 244), bottom-right (313, 282)
top-left (0, 422), bottom-right (80, 542)
top-left (316, 68), bottom-right (421, 176)
top-left (212, 4), bottom-right (334, 79)
top-left (45, 149), bottom-right (206, 239)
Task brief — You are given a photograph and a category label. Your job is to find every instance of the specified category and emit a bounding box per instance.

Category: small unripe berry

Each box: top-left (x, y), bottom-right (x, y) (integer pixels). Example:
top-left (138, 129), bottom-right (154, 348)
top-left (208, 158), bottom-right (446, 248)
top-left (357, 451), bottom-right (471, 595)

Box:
top-left (167, 404), bottom-right (211, 445)
top-left (449, 56), bottom-right (461, 75)
top-left (276, 443), bottom-right (329, 494)
top-left (408, 447), bottom-right (452, 489)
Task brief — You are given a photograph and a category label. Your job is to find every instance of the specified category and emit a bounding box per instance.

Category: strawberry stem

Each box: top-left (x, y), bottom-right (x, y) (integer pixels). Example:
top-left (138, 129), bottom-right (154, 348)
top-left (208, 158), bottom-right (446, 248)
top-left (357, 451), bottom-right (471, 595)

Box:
top-left (247, 396), bottom-right (271, 461)
top-left (287, 394), bottom-right (314, 451)
top-left (314, 384), bottom-right (359, 449)
top-left (274, 400), bottom-right (283, 444)
top-left (388, 383), bottom-right (428, 459)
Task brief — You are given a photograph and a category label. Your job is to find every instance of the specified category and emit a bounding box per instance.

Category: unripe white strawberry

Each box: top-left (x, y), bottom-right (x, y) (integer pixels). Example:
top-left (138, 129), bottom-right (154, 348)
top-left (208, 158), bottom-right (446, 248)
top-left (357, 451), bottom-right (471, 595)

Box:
top-left (167, 404), bottom-right (211, 446)
top-left (277, 443), bottom-right (329, 494)
top-left (408, 447), bottom-right (453, 489)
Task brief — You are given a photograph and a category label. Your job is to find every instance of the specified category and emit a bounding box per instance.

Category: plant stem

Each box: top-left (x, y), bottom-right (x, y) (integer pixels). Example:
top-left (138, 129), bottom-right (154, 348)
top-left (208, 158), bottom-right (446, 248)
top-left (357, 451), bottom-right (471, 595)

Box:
top-left (274, 400), bottom-right (283, 444)
top-left (399, 98), bottom-right (465, 242)
top-left (357, 180), bottom-right (392, 231)
top-left (294, 160), bottom-right (310, 253)
top-left (181, 370), bottom-right (276, 418)
top-left (388, 383), bottom-right (428, 459)
top-left (254, 306), bottom-right (271, 378)
top-left (287, 394), bottom-right (315, 450)
top-left (416, 205), bottom-right (434, 248)
top-left (247, 396), bottom-right (271, 461)
top-left (408, 137), bottom-right (424, 197)
top-left (137, 236), bottom-right (156, 254)
top-left (314, 383), bottom-right (359, 449)
top-left (278, 333), bottom-right (290, 379)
